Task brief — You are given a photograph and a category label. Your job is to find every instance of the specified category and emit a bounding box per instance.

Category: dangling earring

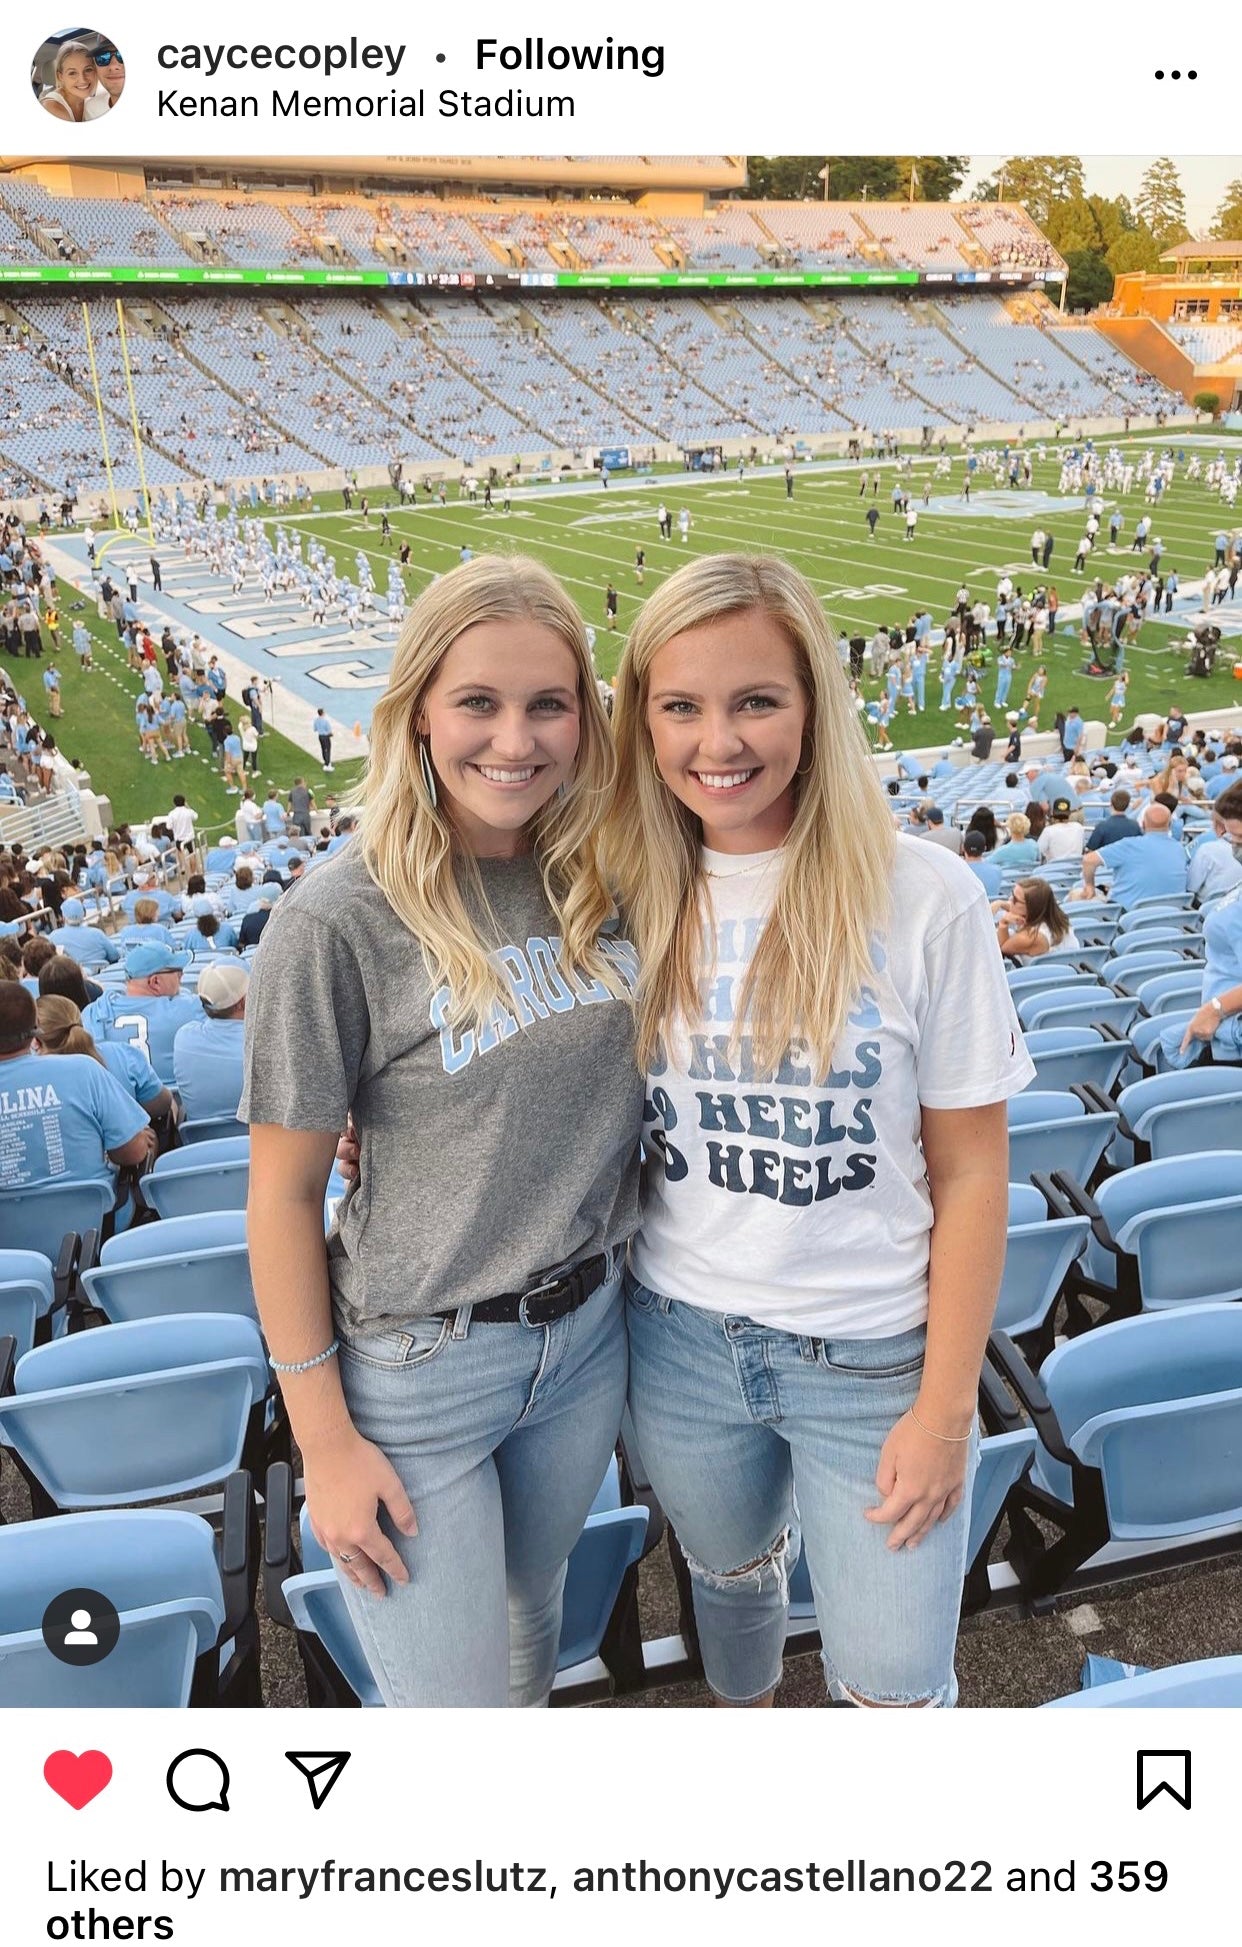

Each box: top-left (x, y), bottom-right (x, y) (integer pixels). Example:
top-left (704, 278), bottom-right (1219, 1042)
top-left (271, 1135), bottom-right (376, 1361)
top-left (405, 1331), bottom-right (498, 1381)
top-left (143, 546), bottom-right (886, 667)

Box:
top-left (795, 741), bottom-right (814, 778)
top-left (418, 736), bottom-right (438, 811)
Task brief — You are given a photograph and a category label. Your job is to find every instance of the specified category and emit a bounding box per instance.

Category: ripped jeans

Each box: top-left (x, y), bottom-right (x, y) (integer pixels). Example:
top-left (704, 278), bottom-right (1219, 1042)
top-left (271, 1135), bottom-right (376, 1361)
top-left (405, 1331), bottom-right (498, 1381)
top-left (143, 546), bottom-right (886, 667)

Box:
top-left (625, 1273), bottom-right (977, 1706)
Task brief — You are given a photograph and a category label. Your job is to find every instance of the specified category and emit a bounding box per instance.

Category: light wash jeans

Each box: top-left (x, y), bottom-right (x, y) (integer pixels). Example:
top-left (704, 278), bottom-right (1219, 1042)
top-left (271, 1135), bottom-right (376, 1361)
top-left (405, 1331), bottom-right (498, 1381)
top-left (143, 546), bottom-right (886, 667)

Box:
top-left (334, 1261), bottom-right (626, 1706)
top-left (626, 1272), bottom-right (978, 1706)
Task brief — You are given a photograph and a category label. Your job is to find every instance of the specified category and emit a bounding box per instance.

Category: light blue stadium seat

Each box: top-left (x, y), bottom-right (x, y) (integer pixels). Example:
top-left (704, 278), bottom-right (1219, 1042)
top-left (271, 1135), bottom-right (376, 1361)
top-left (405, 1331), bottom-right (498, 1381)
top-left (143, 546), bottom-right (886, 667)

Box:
top-left (1124, 891), bottom-right (1195, 914)
top-left (1022, 1028), bottom-right (1131, 1096)
top-left (0, 1251), bottom-right (62, 1361)
top-left (1116, 906), bottom-right (1201, 937)
top-left (1007, 1091), bottom-right (1118, 1185)
top-left (996, 1182), bottom-right (1090, 1337)
top-left (0, 1314), bottom-right (269, 1509)
top-left (1052, 1151), bottom-right (1242, 1310)
top-left (1017, 986), bottom-right (1139, 1035)
top-left (1113, 1070), bottom-right (1242, 1167)
top-left (1136, 970), bottom-right (1210, 1017)
top-left (80, 1211), bottom-right (255, 1323)
top-left (179, 1115), bottom-right (247, 1145)
top-left (142, 1137), bottom-right (249, 1218)
top-left (0, 1180), bottom-right (115, 1260)
top-left (0, 1487), bottom-right (258, 1706)
top-left (1007, 966), bottom-right (1099, 999)
top-left (1045, 1655), bottom-right (1242, 1707)
top-left (1103, 950), bottom-right (1201, 995)
top-left (1024, 1304), bottom-right (1242, 1541)
top-left (276, 1459), bottom-right (647, 1703)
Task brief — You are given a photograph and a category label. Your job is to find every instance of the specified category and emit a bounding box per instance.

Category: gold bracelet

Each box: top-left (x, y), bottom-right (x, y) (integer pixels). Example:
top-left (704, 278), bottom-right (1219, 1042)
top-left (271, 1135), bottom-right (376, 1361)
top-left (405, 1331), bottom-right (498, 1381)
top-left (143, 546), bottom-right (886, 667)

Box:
top-left (908, 1405), bottom-right (973, 1444)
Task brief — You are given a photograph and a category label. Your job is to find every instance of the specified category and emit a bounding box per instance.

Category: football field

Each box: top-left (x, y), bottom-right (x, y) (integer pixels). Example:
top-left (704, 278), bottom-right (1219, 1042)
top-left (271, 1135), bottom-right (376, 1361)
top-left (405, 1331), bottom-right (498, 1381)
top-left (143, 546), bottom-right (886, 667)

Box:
top-left (43, 432), bottom-right (1242, 834)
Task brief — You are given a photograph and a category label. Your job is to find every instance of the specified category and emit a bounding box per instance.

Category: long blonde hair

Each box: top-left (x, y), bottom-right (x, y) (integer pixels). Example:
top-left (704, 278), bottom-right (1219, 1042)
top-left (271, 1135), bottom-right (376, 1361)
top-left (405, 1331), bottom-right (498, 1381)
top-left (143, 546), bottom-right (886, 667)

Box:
top-left (354, 555), bottom-right (626, 1027)
top-left (609, 554), bottom-right (896, 1078)
top-left (35, 993), bottom-right (107, 1065)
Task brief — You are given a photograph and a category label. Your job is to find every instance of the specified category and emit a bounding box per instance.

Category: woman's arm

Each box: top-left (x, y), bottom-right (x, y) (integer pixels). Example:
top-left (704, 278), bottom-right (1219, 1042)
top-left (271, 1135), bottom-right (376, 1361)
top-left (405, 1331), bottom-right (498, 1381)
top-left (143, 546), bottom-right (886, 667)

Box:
top-left (1181, 979), bottom-right (1242, 1052)
top-left (866, 1101), bottom-right (1008, 1550)
top-left (248, 1123), bottom-right (417, 1595)
top-left (998, 922), bottom-right (1045, 958)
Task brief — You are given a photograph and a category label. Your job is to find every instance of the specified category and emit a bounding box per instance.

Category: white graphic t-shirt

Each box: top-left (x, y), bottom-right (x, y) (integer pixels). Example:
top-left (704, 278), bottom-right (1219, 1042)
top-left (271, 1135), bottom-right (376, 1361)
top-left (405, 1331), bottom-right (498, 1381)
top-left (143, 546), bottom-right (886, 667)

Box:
top-left (632, 835), bottom-right (1036, 1336)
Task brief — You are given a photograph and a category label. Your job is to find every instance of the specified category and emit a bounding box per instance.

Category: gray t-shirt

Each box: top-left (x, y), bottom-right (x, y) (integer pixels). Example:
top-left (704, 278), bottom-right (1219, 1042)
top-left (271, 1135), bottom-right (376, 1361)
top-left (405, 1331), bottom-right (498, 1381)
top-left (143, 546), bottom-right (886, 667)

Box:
top-left (240, 846), bottom-right (643, 1335)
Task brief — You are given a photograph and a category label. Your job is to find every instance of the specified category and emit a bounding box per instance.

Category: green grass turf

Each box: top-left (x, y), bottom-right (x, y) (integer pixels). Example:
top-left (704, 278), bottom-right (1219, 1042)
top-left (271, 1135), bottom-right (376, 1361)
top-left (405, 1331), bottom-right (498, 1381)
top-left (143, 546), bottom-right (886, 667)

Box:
top-left (25, 583), bottom-right (365, 831)
top-left (28, 432), bottom-right (1242, 828)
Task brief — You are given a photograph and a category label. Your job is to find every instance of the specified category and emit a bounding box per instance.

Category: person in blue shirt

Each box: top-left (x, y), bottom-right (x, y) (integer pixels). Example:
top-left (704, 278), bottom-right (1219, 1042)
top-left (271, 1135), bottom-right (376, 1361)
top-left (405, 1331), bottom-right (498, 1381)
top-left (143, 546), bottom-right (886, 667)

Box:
top-left (1076, 803), bottom-right (1188, 908)
top-left (47, 898), bottom-right (120, 968)
top-left (1086, 790), bottom-right (1142, 852)
top-left (993, 649), bottom-right (1015, 711)
top-left (173, 962), bottom-right (248, 1123)
top-left (34, 992), bottom-right (173, 1123)
top-left (1207, 758), bottom-right (1241, 801)
top-left (119, 879), bottom-right (182, 922)
top-left (1060, 706), bottom-right (1085, 762)
top-left (82, 942), bottom-right (202, 1085)
top-left (0, 981), bottom-right (153, 1192)
top-left (962, 831), bottom-right (1003, 897)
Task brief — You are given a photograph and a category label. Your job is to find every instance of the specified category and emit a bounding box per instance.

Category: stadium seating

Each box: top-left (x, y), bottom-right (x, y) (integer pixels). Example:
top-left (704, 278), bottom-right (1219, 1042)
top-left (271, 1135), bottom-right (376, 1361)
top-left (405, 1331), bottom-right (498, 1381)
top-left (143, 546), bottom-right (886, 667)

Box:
top-left (1047, 1151), bottom-right (1242, 1318)
top-left (79, 1211), bottom-right (255, 1324)
top-left (0, 1248), bottom-right (70, 1360)
top-left (1007, 1089), bottom-right (1119, 1186)
top-left (140, 1138), bottom-right (250, 1220)
top-left (993, 1306), bottom-right (1242, 1600)
top-left (0, 1475), bottom-right (260, 1706)
top-left (0, 1313), bottom-right (272, 1513)
top-left (1021, 1027), bottom-right (1132, 1095)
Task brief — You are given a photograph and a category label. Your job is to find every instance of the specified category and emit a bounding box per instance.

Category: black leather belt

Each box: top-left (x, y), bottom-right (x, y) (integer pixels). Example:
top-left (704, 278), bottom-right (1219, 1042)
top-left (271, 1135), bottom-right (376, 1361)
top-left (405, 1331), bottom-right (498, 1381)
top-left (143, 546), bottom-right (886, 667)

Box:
top-left (444, 1253), bottom-right (612, 1325)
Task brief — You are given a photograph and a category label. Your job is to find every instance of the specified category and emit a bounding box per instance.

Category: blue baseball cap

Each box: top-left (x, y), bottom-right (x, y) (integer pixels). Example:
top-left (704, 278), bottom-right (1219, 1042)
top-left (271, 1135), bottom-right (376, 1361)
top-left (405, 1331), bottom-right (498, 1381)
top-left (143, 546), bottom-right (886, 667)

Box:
top-left (60, 898), bottom-right (85, 922)
top-left (125, 942), bottom-right (190, 978)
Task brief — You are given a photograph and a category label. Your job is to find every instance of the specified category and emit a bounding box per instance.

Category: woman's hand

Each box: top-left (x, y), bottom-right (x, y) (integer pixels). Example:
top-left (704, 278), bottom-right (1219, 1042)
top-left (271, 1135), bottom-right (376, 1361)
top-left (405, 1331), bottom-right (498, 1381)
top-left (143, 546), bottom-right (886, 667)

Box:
top-left (303, 1428), bottom-right (419, 1597)
top-left (1180, 1002), bottom-right (1221, 1053)
top-left (865, 1410), bottom-right (972, 1551)
top-left (335, 1113), bottom-right (361, 1184)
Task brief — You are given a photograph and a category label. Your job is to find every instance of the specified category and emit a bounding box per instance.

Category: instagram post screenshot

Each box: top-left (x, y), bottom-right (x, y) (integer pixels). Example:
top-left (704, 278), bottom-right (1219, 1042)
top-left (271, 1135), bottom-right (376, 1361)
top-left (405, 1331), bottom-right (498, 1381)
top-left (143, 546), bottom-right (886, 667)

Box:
top-left (0, 9), bottom-right (1238, 1940)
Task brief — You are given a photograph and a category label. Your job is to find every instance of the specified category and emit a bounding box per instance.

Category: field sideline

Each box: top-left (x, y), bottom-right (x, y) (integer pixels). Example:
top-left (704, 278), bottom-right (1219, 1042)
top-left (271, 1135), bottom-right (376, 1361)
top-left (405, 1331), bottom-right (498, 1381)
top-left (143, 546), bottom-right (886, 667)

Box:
top-left (29, 431), bottom-right (1242, 832)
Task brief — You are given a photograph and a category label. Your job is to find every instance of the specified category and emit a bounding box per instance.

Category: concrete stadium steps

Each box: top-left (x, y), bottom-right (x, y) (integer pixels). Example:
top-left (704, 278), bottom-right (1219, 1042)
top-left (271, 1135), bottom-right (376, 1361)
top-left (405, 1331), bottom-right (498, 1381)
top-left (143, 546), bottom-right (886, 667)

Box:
top-left (831, 302), bottom-right (964, 424)
top-left (718, 298), bottom-right (854, 429)
top-left (503, 302), bottom-right (665, 441)
top-left (409, 300), bottom-right (555, 445)
top-left (266, 299), bottom-right (459, 457)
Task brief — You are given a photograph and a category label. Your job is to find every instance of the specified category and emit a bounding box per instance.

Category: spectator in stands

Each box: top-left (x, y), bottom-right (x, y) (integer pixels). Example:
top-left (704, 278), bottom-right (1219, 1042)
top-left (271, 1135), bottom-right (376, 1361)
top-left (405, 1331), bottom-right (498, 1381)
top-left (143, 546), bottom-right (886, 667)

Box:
top-left (1087, 790), bottom-right (1142, 852)
top-left (37, 953), bottom-right (101, 1010)
top-left (173, 962), bottom-right (248, 1123)
top-left (997, 812), bottom-right (1039, 869)
top-left (20, 936), bottom-right (57, 994)
top-left (35, 992), bottom-right (172, 1123)
top-left (1075, 802), bottom-right (1188, 907)
top-left (1188, 807), bottom-right (1242, 902)
top-left (47, 898), bottom-right (119, 966)
top-left (992, 878), bottom-right (1079, 960)
top-left (38, 42), bottom-right (110, 125)
top-left (238, 884), bottom-right (280, 947)
top-left (921, 806), bottom-right (963, 855)
top-left (83, 941), bottom-right (201, 1084)
top-left (962, 830), bottom-right (1002, 897)
top-left (608, 553), bottom-right (1032, 1709)
top-left (116, 896), bottom-right (173, 948)
top-left (0, 981), bottom-right (153, 1193)
top-left (1157, 783), bottom-right (1242, 1068)
top-left (242, 555), bottom-right (637, 1707)
top-left (1037, 797), bottom-right (1086, 865)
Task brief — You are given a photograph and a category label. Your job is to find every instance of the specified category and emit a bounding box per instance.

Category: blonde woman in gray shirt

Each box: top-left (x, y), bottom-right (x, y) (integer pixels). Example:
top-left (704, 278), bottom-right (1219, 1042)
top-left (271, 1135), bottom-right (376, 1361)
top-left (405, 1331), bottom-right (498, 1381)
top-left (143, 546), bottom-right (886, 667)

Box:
top-left (242, 558), bottom-right (643, 1706)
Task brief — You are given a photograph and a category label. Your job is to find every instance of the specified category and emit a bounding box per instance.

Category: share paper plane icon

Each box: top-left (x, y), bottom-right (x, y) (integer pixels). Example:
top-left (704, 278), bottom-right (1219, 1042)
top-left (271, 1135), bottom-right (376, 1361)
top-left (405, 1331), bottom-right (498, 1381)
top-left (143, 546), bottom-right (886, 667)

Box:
top-left (286, 1751), bottom-right (351, 1810)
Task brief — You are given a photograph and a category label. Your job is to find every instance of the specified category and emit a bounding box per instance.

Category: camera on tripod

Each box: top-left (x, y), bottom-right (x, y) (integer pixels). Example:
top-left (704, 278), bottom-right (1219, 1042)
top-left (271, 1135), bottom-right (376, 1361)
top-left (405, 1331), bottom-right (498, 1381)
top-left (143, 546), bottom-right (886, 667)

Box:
top-left (1185, 625), bottom-right (1221, 679)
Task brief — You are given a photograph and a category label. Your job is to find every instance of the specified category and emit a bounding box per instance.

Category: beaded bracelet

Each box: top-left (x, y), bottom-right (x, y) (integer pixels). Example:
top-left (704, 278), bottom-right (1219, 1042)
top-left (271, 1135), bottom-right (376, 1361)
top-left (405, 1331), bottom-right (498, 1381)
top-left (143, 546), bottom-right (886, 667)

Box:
top-left (269, 1339), bottom-right (340, 1374)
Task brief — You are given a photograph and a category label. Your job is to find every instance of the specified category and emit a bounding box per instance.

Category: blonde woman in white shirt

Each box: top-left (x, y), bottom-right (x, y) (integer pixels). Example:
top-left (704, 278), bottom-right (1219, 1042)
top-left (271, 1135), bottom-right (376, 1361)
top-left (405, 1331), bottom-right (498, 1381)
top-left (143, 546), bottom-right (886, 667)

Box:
top-left (608, 556), bottom-right (1034, 1708)
top-left (39, 43), bottom-right (110, 123)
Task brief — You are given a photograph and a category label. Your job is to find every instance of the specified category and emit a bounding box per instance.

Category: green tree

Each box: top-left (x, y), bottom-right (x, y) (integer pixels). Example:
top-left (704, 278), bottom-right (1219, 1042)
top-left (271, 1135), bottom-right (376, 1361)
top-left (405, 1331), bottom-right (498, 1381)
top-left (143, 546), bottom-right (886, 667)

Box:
top-left (1210, 179), bottom-right (1242, 240)
top-left (969, 157), bottom-right (1086, 227)
top-left (741, 156), bottom-right (967, 203)
top-left (1058, 250), bottom-right (1115, 312)
top-left (1106, 224), bottom-right (1163, 275)
top-left (1135, 157), bottom-right (1190, 251)
top-left (1193, 392), bottom-right (1221, 417)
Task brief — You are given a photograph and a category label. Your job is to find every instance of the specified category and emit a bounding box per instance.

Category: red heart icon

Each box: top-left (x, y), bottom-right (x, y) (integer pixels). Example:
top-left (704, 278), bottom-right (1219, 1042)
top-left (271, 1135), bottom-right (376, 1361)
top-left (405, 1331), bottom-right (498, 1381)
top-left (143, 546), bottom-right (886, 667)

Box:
top-left (44, 1751), bottom-right (113, 1809)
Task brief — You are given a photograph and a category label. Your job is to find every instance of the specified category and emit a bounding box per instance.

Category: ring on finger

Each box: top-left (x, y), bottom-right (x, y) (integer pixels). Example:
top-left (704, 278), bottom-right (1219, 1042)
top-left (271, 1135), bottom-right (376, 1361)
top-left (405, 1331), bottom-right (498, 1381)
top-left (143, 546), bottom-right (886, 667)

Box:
top-left (338, 1551), bottom-right (358, 1564)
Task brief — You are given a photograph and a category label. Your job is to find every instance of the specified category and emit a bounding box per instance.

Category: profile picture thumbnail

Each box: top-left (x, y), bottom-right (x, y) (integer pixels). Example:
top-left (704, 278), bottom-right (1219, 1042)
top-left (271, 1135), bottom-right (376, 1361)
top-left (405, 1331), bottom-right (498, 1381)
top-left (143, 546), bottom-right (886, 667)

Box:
top-left (30, 28), bottom-right (125, 125)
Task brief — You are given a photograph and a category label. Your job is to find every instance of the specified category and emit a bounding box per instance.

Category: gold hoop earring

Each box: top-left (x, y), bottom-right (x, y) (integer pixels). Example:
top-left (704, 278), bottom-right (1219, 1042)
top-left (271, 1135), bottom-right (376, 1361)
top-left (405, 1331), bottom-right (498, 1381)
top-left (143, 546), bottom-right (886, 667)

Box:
top-left (795, 744), bottom-right (814, 778)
